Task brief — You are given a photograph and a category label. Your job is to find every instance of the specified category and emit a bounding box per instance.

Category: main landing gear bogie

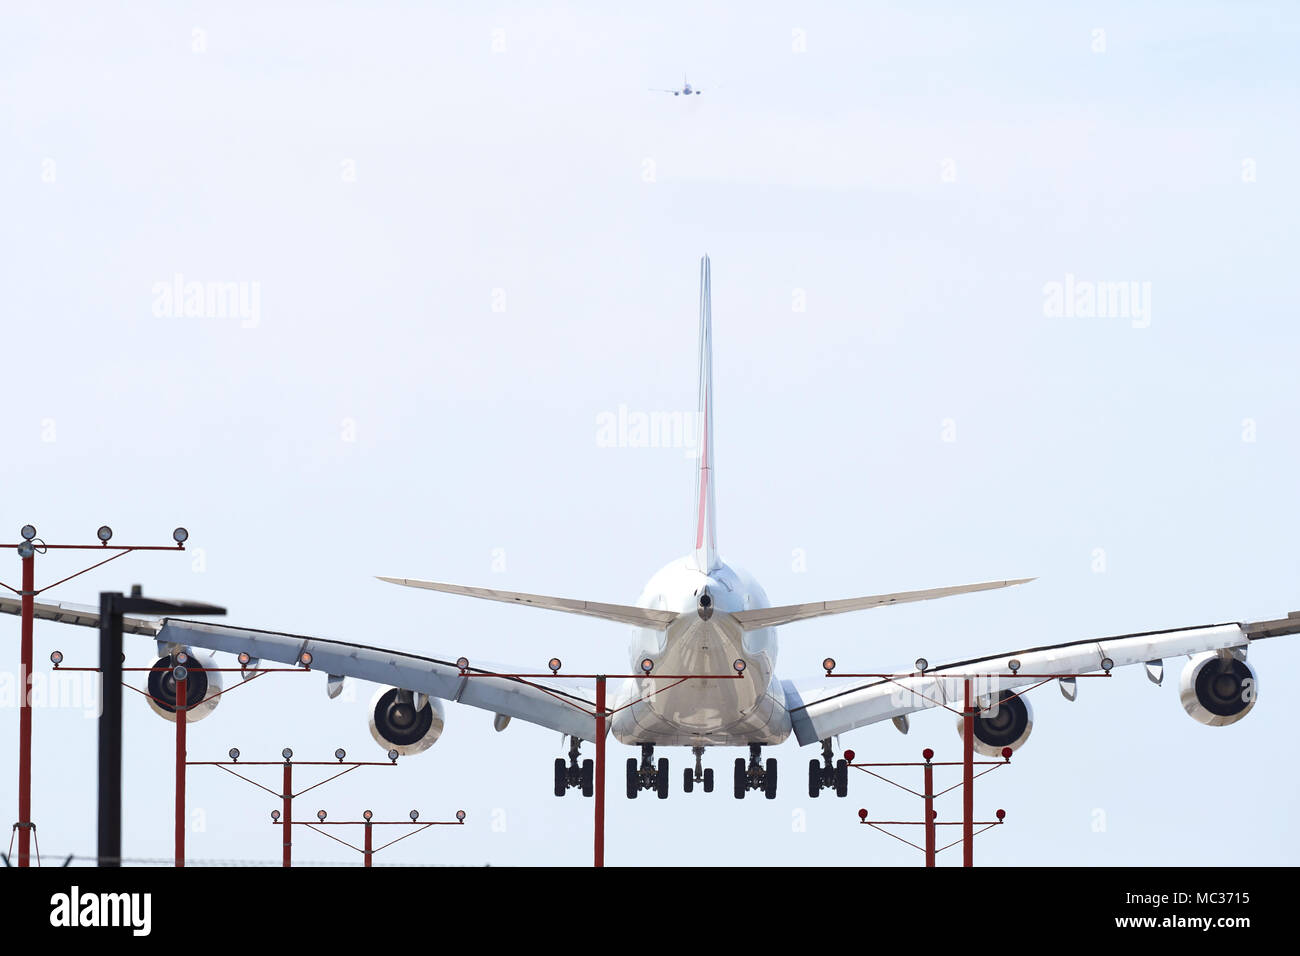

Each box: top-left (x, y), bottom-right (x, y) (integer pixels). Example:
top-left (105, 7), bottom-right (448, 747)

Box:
top-left (808, 739), bottom-right (850, 798)
top-left (627, 744), bottom-right (672, 799)
top-left (554, 737), bottom-right (595, 797)
top-left (734, 744), bottom-right (778, 800)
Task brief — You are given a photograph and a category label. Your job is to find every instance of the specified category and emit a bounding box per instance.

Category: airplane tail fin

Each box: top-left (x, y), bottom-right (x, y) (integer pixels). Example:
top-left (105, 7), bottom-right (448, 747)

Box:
top-left (692, 255), bottom-right (719, 572)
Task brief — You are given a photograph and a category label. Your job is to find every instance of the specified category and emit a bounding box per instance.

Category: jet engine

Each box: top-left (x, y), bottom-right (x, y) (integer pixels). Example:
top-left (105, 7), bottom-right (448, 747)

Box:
top-left (146, 650), bottom-right (223, 723)
top-left (956, 689), bottom-right (1034, 756)
top-left (1179, 651), bottom-right (1257, 727)
top-left (369, 687), bottom-right (445, 756)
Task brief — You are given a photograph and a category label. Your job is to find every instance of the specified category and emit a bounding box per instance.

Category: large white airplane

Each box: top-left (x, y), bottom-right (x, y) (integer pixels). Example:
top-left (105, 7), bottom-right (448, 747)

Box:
top-left (6, 256), bottom-right (1298, 805)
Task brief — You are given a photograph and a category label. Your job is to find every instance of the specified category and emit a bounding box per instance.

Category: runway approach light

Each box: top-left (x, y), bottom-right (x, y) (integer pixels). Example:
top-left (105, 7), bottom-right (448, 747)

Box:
top-left (915, 658), bottom-right (929, 673)
top-left (822, 657), bottom-right (836, 674)
top-left (733, 659), bottom-right (746, 674)
top-left (317, 810), bottom-right (327, 822)
top-left (97, 526), bottom-right (113, 543)
top-left (271, 810), bottom-right (280, 822)
top-left (282, 748), bottom-right (293, 761)
top-left (228, 748), bottom-right (240, 762)
top-left (996, 809), bottom-right (1006, 821)
top-left (1008, 659), bottom-right (1021, 674)
top-left (923, 748), bottom-right (935, 761)
top-left (172, 665), bottom-right (187, 682)
top-left (20, 525), bottom-right (36, 541)
top-left (172, 527), bottom-right (189, 544)
top-left (238, 652), bottom-right (251, 666)
top-left (334, 748), bottom-right (346, 762)
top-left (456, 656), bottom-right (469, 671)
top-left (1101, 657), bottom-right (1115, 673)
top-left (175, 651), bottom-right (188, 665)
top-left (548, 657), bottom-right (562, 674)
top-left (387, 749), bottom-right (399, 763)
top-left (363, 810), bottom-right (373, 821)
top-left (858, 809), bottom-right (868, 822)
top-left (298, 651), bottom-right (313, 667)
top-left (409, 809), bottom-right (420, 822)
top-left (50, 650), bottom-right (63, 667)
top-left (456, 809), bottom-right (467, 822)
top-left (17, 542), bottom-right (33, 559)
top-left (640, 657), bottom-right (654, 674)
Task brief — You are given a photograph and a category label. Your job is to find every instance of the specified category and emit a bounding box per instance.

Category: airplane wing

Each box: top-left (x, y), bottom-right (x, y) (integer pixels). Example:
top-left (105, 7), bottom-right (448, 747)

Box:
top-left (0, 596), bottom-right (600, 740)
top-left (732, 577), bottom-right (1035, 630)
top-left (781, 612), bottom-right (1300, 745)
top-left (376, 577), bottom-right (676, 629)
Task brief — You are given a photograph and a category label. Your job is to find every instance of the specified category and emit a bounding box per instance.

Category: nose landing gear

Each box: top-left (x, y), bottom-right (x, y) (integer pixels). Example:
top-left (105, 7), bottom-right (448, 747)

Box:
top-left (682, 746), bottom-right (715, 793)
top-left (734, 744), bottom-right (777, 799)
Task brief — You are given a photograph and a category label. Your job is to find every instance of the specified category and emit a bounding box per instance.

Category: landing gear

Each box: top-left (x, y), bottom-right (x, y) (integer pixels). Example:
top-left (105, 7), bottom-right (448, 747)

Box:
top-left (683, 746), bottom-right (714, 794)
top-left (627, 743), bottom-right (672, 799)
top-left (808, 739), bottom-right (850, 798)
top-left (734, 744), bottom-right (778, 799)
top-left (554, 738), bottom-right (595, 797)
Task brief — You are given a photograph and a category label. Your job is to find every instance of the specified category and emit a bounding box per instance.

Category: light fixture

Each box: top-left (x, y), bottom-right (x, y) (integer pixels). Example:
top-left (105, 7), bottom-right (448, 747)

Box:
top-left (49, 650), bottom-right (63, 667)
top-left (455, 656), bottom-right (469, 671)
top-left (172, 527), bottom-right (189, 544)
top-left (334, 748), bottom-right (346, 762)
top-left (363, 810), bottom-right (373, 821)
top-left (732, 659), bottom-right (746, 673)
top-left (915, 657), bottom-right (929, 673)
top-left (238, 651), bottom-right (251, 666)
top-left (409, 809), bottom-right (420, 822)
top-left (822, 657), bottom-right (836, 674)
top-left (282, 747), bottom-right (293, 761)
top-left (858, 809), bottom-right (868, 822)
top-left (16, 542), bottom-right (33, 559)
top-left (97, 525), bottom-right (113, 543)
top-left (317, 810), bottom-right (327, 822)
top-left (172, 664), bottom-right (187, 682)
top-left (1008, 658), bottom-right (1021, 674)
top-left (387, 749), bottom-right (399, 763)
top-left (548, 657), bottom-right (561, 674)
top-left (455, 809), bottom-right (466, 822)
top-left (271, 810), bottom-right (280, 822)
top-left (996, 809), bottom-right (1006, 821)
top-left (640, 658), bottom-right (654, 674)
top-left (298, 651), bottom-right (313, 667)
top-left (843, 749), bottom-right (855, 763)
top-left (1001, 747), bottom-right (1013, 760)
top-left (228, 748), bottom-right (240, 761)
top-left (175, 651), bottom-right (188, 665)
top-left (1100, 657), bottom-right (1114, 672)
top-left (20, 525), bottom-right (36, 541)
top-left (923, 748), bottom-right (935, 761)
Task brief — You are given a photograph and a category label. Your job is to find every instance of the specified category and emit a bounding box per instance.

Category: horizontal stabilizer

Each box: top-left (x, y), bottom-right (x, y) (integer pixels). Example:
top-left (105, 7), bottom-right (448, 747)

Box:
top-left (731, 577), bottom-right (1034, 630)
top-left (376, 577), bottom-right (678, 629)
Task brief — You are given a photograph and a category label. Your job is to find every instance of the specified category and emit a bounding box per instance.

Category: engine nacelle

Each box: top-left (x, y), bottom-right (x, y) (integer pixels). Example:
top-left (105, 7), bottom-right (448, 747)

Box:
top-left (1180, 652), bottom-right (1257, 726)
top-left (956, 689), bottom-right (1034, 756)
top-left (369, 687), bottom-right (445, 756)
top-left (146, 650), bottom-right (223, 723)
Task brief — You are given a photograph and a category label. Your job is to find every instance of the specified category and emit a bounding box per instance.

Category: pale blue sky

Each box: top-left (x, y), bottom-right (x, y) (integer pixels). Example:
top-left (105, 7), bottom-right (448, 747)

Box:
top-left (2, 2), bottom-right (1298, 865)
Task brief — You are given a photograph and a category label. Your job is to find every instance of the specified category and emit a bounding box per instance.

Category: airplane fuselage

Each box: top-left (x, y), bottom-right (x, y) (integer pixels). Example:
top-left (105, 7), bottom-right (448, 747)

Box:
top-left (611, 556), bottom-right (791, 747)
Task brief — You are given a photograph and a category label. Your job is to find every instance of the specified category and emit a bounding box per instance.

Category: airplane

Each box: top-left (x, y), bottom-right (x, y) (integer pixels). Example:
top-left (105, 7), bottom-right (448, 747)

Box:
top-left (5, 255), bottom-right (1298, 806)
top-left (652, 75), bottom-right (702, 96)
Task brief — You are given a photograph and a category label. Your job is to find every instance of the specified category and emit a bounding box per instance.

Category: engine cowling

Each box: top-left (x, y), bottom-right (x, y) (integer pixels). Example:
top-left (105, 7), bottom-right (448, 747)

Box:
top-left (146, 651), bottom-right (223, 723)
top-left (957, 689), bottom-right (1034, 756)
top-left (1180, 652), bottom-right (1257, 726)
top-left (369, 687), bottom-right (445, 756)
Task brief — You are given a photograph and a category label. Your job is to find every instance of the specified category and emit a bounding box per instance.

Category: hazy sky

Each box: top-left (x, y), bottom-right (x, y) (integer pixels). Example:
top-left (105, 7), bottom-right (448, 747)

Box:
top-left (2, 2), bottom-right (1298, 866)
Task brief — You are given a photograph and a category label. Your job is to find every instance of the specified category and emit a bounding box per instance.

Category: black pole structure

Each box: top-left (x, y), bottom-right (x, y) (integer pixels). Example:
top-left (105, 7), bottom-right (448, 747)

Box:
top-left (96, 587), bottom-right (225, 868)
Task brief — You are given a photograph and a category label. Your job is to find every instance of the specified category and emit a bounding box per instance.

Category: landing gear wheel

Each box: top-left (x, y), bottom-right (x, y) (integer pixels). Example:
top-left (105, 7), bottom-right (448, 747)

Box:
top-left (809, 758), bottom-right (822, 798)
top-left (764, 758), bottom-right (778, 799)
top-left (581, 758), bottom-right (594, 798)
top-left (554, 757), bottom-right (567, 797)
top-left (656, 757), bottom-right (670, 799)
top-left (834, 758), bottom-right (849, 798)
top-left (734, 758), bottom-right (747, 799)
top-left (626, 757), bottom-right (639, 799)
top-left (703, 768), bottom-right (714, 793)
top-left (683, 767), bottom-right (694, 793)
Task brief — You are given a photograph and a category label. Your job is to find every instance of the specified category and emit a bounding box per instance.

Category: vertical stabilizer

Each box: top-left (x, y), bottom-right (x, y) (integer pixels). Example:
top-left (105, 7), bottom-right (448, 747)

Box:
top-left (692, 255), bottom-right (719, 572)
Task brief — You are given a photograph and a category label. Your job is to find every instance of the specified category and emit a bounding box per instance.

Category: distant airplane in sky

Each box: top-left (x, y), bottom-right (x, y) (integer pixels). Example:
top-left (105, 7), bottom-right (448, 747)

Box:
top-left (652, 75), bottom-right (702, 96)
top-left (8, 257), bottom-right (1298, 807)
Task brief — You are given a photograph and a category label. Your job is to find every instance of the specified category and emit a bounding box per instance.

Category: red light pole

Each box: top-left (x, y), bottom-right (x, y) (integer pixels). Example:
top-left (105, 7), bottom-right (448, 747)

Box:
top-left (175, 669), bottom-right (187, 867)
top-left (594, 675), bottom-right (606, 869)
top-left (963, 678), bottom-right (974, 867)
top-left (0, 525), bottom-right (190, 867)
